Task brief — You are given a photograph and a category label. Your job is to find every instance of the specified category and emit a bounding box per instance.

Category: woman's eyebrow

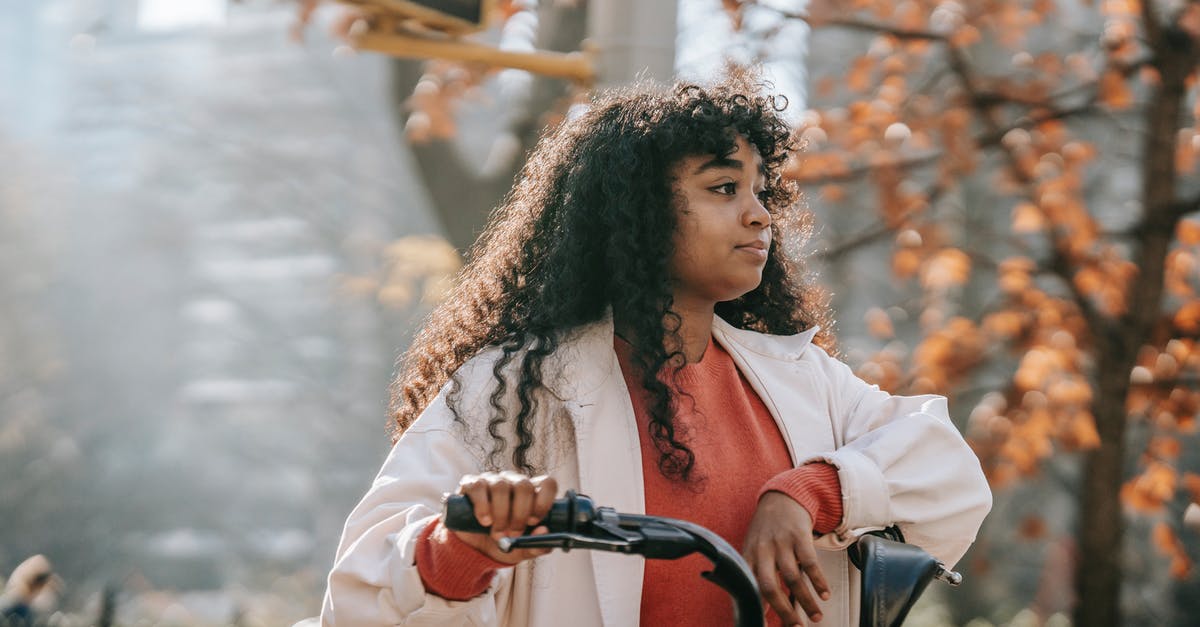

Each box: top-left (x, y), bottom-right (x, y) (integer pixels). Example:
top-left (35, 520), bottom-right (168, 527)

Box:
top-left (692, 157), bottom-right (766, 176)
top-left (692, 157), bottom-right (742, 175)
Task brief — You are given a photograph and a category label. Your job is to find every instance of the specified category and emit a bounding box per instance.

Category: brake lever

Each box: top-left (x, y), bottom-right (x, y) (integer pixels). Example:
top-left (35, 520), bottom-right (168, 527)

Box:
top-left (498, 505), bottom-right (649, 554)
top-left (935, 565), bottom-right (963, 586)
top-left (499, 532), bottom-right (642, 553)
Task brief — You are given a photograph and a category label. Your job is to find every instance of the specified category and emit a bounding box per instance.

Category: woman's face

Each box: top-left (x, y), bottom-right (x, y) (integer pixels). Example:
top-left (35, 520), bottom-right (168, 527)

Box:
top-left (668, 134), bottom-right (772, 307)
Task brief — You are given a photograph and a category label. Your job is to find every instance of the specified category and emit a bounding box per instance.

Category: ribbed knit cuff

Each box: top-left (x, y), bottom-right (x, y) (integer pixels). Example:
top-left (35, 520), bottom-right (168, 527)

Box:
top-left (758, 462), bottom-right (844, 535)
top-left (415, 518), bottom-right (508, 601)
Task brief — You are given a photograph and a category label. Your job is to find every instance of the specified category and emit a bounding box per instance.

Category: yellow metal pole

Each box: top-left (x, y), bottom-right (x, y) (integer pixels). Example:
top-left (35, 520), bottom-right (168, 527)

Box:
top-left (353, 30), bottom-right (595, 85)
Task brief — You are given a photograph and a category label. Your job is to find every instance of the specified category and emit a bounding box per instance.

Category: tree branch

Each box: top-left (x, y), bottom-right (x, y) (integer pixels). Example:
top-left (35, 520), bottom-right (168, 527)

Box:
top-left (1173, 191), bottom-right (1200, 218)
top-left (820, 17), bottom-right (947, 41)
top-left (1141, 0), bottom-right (1163, 48)
top-left (747, 1), bottom-right (948, 40)
top-left (817, 181), bottom-right (947, 261)
top-left (792, 151), bottom-right (942, 186)
top-left (976, 102), bottom-right (1102, 147)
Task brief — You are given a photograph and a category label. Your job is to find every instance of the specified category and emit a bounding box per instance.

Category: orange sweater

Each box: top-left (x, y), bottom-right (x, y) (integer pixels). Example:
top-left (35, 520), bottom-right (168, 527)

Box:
top-left (415, 336), bottom-right (842, 624)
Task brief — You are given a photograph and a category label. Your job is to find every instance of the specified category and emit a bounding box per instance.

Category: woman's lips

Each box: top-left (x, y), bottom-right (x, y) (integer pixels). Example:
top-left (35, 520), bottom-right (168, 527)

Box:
top-left (735, 242), bottom-right (769, 260)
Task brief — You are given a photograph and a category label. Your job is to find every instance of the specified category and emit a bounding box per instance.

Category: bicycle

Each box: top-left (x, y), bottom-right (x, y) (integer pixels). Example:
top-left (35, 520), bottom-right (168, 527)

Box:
top-left (445, 491), bottom-right (963, 627)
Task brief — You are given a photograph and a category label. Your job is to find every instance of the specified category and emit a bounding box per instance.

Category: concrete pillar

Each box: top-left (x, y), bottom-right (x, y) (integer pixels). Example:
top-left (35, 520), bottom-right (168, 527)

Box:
top-left (586, 0), bottom-right (677, 88)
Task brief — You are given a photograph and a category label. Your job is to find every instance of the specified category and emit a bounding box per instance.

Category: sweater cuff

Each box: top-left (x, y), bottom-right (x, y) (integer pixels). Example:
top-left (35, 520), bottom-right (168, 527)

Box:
top-left (759, 461), bottom-right (844, 535)
top-left (415, 518), bottom-right (508, 601)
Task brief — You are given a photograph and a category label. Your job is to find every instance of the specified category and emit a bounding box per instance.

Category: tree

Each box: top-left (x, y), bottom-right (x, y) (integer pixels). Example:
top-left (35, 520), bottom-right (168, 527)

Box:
top-left (750, 0), bottom-right (1200, 624)
top-left (301, 0), bottom-right (1200, 622)
top-left (294, 0), bottom-right (590, 249)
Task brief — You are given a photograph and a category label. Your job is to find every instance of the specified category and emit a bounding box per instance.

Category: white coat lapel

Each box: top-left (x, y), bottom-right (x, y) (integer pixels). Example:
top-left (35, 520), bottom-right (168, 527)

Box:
top-left (710, 316), bottom-right (826, 463)
top-left (555, 315), bottom-right (646, 627)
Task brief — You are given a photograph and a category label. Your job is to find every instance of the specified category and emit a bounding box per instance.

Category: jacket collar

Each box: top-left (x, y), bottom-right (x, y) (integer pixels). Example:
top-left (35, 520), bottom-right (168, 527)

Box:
top-left (545, 311), bottom-right (822, 401)
top-left (711, 315), bottom-right (821, 361)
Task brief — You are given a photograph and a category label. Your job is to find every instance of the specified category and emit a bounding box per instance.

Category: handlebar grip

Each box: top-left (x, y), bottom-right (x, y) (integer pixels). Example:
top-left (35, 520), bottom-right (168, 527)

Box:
top-left (443, 491), bottom-right (597, 535)
top-left (444, 494), bottom-right (491, 533)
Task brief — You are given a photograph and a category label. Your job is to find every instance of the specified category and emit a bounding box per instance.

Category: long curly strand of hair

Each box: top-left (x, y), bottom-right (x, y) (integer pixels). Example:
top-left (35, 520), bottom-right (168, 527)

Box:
top-left (389, 74), bottom-right (832, 481)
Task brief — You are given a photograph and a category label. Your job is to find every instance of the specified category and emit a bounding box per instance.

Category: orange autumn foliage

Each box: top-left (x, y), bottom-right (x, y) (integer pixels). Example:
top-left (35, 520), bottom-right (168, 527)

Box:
top-left (1183, 472), bottom-right (1200, 503)
top-left (919, 248), bottom-right (971, 290)
top-left (1173, 300), bottom-right (1200, 334)
top-left (1099, 72), bottom-right (1134, 109)
top-left (760, 0), bottom-right (1200, 591)
top-left (1151, 522), bottom-right (1193, 579)
top-left (1121, 461), bottom-right (1177, 514)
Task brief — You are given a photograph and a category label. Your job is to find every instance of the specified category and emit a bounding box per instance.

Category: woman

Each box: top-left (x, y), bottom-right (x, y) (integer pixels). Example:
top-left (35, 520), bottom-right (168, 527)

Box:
top-left (320, 76), bottom-right (991, 626)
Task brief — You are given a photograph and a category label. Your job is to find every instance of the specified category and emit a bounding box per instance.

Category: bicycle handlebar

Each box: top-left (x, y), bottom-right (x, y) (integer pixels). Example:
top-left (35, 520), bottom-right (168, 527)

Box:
top-left (443, 490), bottom-right (963, 627)
top-left (444, 490), bottom-right (764, 627)
top-left (444, 489), bottom-right (595, 536)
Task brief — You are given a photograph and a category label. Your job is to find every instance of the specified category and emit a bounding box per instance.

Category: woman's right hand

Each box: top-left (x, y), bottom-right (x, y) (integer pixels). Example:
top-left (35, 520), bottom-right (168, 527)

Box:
top-left (449, 472), bottom-right (559, 564)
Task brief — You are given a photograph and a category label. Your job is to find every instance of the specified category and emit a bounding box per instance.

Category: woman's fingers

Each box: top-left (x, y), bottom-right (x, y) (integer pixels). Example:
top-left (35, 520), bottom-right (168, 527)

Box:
top-left (777, 542), bottom-right (822, 622)
top-left (742, 493), bottom-right (831, 625)
top-left (458, 475), bottom-right (493, 528)
top-left (484, 475), bottom-right (513, 537)
top-left (795, 537), bottom-right (830, 603)
top-left (529, 475), bottom-right (558, 525)
top-left (752, 549), bottom-right (802, 626)
top-left (508, 525), bottom-right (553, 561)
top-left (501, 472), bottom-right (535, 536)
top-left (457, 472), bottom-right (559, 538)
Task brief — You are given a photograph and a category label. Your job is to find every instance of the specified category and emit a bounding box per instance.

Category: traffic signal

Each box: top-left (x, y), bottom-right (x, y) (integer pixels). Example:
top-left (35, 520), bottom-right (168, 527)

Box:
top-left (362, 0), bottom-right (492, 35)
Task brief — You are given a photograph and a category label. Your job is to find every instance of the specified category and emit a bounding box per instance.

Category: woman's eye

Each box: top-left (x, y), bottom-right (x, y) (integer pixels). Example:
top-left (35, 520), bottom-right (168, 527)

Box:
top-left (756, 190), bottom-right (771, 203)
top-left (712, 182), bottom-right (737, 195)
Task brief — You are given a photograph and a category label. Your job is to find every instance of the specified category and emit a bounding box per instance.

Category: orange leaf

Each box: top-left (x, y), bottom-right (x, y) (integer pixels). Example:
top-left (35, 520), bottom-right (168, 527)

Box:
top-left (1148, 436), bottom-right (1182, 460)
top-left (1099, 71), bottom-right (1133, 109)
top-left (864, 307), bottom-right (895, 339)
top-left (1153, 521), bottom-right (1177, 554)
top-left (1074, 267), bottom-right (1106, 300)
top-left (1183, 472), bottom-right (1200, 502)
top-left (892, 248), bottom-right (922, 279)
top-left (983, 310), bottom-right (1025, 340)
top-left (1012, 202), bottom-right (1045, 233)
top-left (1178, 219), bottom-right (1200, 245)
top-left (1018, 515), bottom-right (1047, 540)
top-left (951, 25), bottom-right (981, 48)
top-left (848, 56), bottom-right (875, 92)
top-left (816, 76), bottom-right (837, 98)
top-left (920, 248), bottom-right (972, 290)
top-left (1174, 300), bottom-right (1200, 334)
top-left (1122, 462), bottom-right (1177, 513)
top-left (820, 184), bottom-right (846, 202)
top-left (1067, 412), bottom-right (1101, 449)
top-left (1178, 129), bottom-right (1197, 173)
top-left (1171, 554), bottom-right (1193, 579)
top-left (721, 0), bottom-right (743, 30)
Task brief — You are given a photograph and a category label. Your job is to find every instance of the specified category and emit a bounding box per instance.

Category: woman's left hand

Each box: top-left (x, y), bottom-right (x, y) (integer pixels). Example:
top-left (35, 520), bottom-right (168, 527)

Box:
top-left (742, 491), bottom-right (831, 625)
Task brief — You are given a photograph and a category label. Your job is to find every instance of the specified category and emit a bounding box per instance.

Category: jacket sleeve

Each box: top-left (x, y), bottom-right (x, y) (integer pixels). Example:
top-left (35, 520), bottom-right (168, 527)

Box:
top-left (803, 346), bottom-right (992, 569)
top-left (320, 386), bottom-right (512, 626)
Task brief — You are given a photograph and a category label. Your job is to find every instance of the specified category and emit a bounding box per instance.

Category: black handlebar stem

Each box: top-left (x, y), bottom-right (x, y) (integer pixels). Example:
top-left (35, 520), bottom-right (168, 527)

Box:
top-left (443, 491), bottom-right (765, 627)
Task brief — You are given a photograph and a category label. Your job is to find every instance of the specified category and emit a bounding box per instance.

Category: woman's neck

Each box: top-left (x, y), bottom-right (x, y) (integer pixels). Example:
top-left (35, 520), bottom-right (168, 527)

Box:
top-left (670, 298), bottom-right (715, 364)
top-left (613, 300), bottom-right (715, 365)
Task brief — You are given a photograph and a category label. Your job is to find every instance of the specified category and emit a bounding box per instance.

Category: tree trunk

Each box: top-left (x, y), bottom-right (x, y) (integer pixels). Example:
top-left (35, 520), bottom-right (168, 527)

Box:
top-left (386, 3), bottom-right (588, 250)
top-left (1075, 342), bottom-right (1132, 627)
top-left (1073, 25), bottom-right (1194, 627)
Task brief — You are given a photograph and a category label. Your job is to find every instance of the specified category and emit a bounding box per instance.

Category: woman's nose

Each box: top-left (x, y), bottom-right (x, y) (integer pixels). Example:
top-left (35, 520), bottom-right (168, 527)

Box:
top-left (743, 194), bottom-right (771, 228)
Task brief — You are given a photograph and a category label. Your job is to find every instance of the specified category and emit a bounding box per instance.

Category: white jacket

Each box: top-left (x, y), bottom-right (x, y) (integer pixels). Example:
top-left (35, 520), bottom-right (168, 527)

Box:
top-left (320, 314), bottom-right (992, 626)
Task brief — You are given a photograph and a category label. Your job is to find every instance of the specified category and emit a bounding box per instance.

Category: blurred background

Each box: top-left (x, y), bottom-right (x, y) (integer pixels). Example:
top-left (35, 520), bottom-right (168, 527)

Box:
top-left (1, 0), bottom-right (1198, 625)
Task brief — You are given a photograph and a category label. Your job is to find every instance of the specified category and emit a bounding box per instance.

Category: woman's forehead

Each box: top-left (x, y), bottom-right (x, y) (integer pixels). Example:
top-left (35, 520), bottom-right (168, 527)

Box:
top-left (680, 138), bottom-right (766, 176)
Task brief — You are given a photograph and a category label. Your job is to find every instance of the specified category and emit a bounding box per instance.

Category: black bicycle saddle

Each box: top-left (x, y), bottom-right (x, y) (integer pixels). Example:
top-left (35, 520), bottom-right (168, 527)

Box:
top-left (848, 532), bottom-right (942, 627)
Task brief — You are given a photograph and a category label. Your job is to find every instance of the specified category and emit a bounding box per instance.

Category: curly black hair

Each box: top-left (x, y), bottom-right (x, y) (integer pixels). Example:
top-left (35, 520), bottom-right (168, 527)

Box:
top-left (390, 73), bottom-right (832, 481)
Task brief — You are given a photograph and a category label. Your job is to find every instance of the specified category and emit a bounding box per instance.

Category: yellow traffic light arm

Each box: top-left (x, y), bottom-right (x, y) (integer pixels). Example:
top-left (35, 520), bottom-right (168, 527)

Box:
top-left (352, 27), bottom-right (595, 84)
